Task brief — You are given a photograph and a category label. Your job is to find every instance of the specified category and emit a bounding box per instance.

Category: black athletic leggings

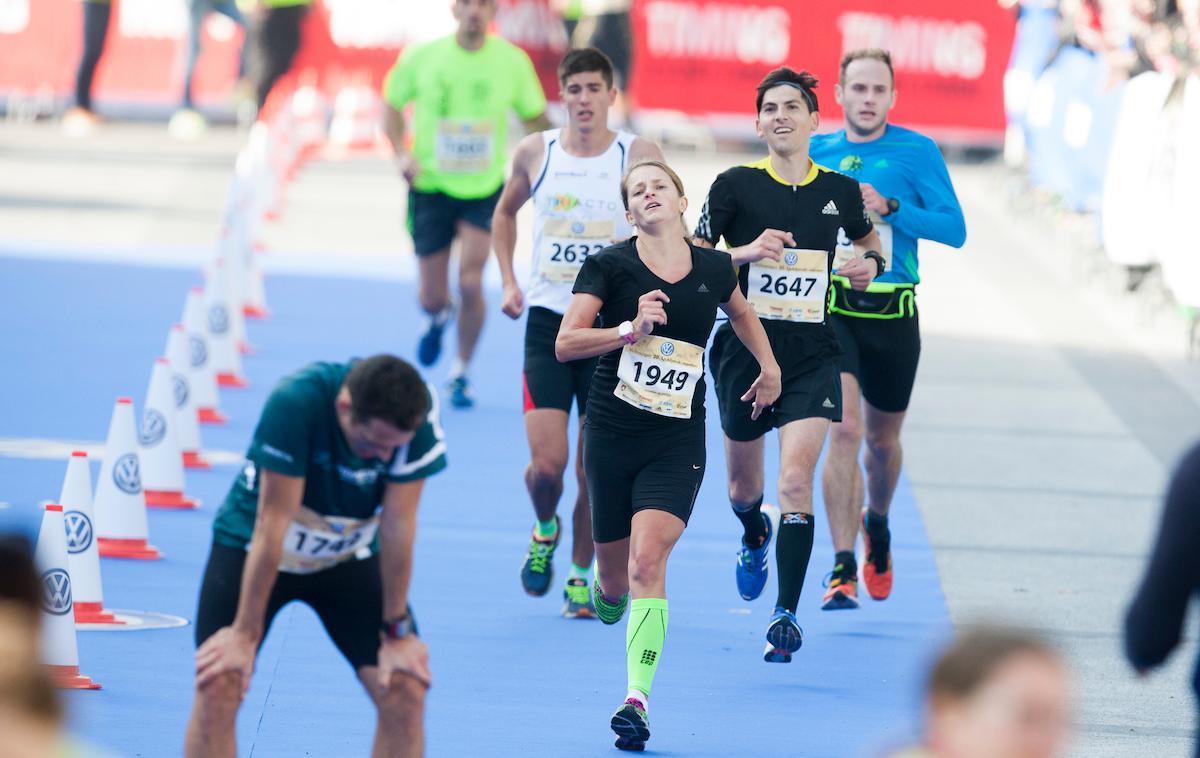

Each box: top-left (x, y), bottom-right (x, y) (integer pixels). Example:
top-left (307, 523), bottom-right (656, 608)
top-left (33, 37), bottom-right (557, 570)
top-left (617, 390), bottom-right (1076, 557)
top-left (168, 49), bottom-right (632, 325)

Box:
top-left (75, 2), bottom-right (112, 111)
top-left (252, 4), bottom-right (307, 109)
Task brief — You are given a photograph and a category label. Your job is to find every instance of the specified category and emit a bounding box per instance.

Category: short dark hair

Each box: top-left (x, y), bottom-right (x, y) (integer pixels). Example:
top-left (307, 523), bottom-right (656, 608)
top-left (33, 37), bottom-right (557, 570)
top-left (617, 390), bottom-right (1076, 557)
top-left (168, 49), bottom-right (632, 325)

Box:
top-left (839, 48), bottom-right (895, 85)
top-left (0, 535), bottom-right (39, 614)
top-left (344, 355), bottom-right (429, 432)
top-left (928, 626), bottom-right (1061, 703)
top-left (558, 47), bottom-right (615, 90)
top-left (756, 67), bottom-right (819, 114)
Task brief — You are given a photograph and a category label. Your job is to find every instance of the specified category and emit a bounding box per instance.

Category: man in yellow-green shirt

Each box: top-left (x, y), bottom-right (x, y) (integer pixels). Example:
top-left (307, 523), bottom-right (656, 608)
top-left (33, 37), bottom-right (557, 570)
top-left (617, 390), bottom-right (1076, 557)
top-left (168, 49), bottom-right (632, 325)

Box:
top-left (382, 0), bottom-right (550, 409)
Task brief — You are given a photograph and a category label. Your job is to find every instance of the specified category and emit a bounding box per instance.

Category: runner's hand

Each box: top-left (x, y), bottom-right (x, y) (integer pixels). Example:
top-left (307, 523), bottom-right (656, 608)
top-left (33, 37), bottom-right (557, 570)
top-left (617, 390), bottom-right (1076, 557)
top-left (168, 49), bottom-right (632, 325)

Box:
top-left (740, 367), bottom-right (781, 420)
top-left (632, 290), bottom-right (670, 336)
top-left (377, 635), bottom-right (432, 690)
top-left (397, 153), bottom-right (420, 184)
top-left (195, 626), bottom-right (257, 692)
top-left (858, 183), bottom-right (890, 216)
top-left (501, 282), bottom-right (525, 319)
top-left (839, 257), bottom-right (876, 291)
top-left (739, 229), bottom-right (794, 264)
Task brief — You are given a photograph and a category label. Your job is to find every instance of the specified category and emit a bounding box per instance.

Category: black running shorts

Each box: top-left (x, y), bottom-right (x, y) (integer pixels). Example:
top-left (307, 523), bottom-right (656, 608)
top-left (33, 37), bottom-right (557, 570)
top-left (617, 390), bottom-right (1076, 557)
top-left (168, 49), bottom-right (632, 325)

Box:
top-left (407, 187), bottom-right (502, 257)
top-left (194, 542), bottom-right (416, 670)
top-left (584, 424), bottom-right (705, 543)
top-left (710, 322), bottom-right (842, 442)
top-left (523, 306), bottom-right (597, 414)
top-left (830, 304), bottom-right (921, 413)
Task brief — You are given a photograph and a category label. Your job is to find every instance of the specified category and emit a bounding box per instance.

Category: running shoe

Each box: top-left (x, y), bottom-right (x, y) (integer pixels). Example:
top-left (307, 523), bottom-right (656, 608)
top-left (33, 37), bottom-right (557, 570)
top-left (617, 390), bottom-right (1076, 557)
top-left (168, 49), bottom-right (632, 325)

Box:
top-left (861, 508), bottom-right (893, 601)
top-left (416, 307), bottom-right (452, 367)
top-left (519, 516), bottom-right (560, 596)
top-left (592, 580), bottom-right (629, 625)
top-left (763, 606), bottom-right (803, 663)
top-left (611, 697), bottom-right (650, 751)
top-left (820, 563), bottom-right (860, 611)
top-left (735, 503), bottom-right (780, 601)
top-left (562, 577), bottom-right (596, 619)
top-left (446, 376), bottom-right (474, 409)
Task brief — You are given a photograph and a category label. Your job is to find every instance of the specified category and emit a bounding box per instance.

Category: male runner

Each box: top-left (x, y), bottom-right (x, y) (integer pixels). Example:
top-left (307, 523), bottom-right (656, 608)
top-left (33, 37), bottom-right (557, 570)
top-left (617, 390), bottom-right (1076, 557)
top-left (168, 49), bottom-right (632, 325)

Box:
top-left (693, 67), bottom-right (882, 662)
top-left (184, 355), bottom-right (445, 758)
top-left (382, 0), bottom-right (551, 408)
top-left (492, 47), bottom-right (663, 616)
top-left (811, 49), bottom-right (966, 610)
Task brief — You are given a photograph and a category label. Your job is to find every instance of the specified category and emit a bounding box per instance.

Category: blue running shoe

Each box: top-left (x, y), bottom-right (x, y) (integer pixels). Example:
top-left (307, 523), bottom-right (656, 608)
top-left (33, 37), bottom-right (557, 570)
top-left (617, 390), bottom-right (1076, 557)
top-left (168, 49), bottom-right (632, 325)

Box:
top-left (735, 502), bottom-right (780, 601)
top-left (417, 306), bottom-right (452, 367)
top-left (763, 606), bottom-right (803, 663)
top-left (447, 376), bottom-right (474, 409)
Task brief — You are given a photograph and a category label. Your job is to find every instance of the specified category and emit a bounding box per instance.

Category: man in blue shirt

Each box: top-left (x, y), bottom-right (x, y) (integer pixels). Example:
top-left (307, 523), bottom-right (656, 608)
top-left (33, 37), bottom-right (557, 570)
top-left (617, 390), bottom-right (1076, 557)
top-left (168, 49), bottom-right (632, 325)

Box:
top-left (810, 49), bottom-right (966, 610)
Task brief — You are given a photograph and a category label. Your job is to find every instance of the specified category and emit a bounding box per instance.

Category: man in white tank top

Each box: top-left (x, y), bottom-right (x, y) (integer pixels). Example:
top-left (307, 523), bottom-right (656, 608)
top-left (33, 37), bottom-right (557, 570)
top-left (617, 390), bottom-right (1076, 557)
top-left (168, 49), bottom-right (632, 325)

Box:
top-left (492, 48), bottom-right (663, 617)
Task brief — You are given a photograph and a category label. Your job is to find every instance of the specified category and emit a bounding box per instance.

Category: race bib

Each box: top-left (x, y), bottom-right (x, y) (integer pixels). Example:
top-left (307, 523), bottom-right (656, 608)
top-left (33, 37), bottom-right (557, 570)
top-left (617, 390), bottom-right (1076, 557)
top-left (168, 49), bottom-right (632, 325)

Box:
top-left (537, 218), bottom-right (614, 285)
top-left (834, 212), bottom-right (893, 271)
top-left (434, 120), bottom-right (494, 174)
top-left (748, 248), bottom-right (829, 323)
top-left (614, 335), bottom-right (703, 419)
top-left (278, 506), bottom-right (379, 574)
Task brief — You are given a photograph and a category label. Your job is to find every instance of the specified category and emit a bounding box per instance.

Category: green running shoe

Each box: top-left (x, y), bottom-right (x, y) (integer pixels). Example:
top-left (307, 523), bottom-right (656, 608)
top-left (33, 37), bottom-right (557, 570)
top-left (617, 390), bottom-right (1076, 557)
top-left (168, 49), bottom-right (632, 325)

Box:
top-left (592, 580), bottom-right (628, 625)
top-left (562, 577), bottom-right (596, 619)
top-left (611, 697), bottom-right (650, 751)
top-left (519, 516), bottom-right (561, 596)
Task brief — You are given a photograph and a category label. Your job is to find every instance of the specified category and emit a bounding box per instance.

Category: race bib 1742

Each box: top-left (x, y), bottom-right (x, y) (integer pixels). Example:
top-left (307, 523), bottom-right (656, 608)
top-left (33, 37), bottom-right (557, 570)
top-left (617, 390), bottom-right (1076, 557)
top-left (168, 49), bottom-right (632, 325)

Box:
top-left (277, 507), bottom-right (379, 575)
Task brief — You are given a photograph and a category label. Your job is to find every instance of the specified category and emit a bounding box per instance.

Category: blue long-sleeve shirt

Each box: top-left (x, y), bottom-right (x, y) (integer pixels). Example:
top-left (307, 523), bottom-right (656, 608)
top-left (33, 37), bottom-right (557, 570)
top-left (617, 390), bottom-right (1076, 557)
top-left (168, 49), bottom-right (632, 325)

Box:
top-left (810, 124), bottom-right (966, 285)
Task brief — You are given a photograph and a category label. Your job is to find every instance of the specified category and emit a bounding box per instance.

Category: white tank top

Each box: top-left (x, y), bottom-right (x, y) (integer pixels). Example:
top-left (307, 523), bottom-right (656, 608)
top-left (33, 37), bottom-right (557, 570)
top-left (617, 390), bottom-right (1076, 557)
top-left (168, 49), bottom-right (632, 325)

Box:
top-left (528, 129), bottom-right (636, 314)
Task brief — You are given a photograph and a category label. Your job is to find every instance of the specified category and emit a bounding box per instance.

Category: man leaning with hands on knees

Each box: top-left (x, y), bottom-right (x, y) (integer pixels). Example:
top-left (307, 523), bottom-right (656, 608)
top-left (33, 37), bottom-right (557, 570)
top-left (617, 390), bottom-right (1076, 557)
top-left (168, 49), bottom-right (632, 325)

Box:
top-left (184, 354), bottom-right (446, 758)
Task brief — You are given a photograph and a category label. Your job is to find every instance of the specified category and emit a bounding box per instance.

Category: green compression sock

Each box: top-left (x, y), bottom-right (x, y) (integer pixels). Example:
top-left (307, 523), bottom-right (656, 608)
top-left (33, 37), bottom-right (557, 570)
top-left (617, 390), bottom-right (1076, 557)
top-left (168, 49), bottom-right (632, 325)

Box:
top-left (626, 598), bottom-right (668, 699)
top-left (569, 563), bottom-right (589, 581)
top-left (535, 518), bottom-right (558, 539)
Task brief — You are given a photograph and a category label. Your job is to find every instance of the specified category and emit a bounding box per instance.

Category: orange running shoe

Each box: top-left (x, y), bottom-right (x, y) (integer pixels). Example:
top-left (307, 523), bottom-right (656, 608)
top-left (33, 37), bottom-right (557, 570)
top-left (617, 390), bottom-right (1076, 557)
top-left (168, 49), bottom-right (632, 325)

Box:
top-left (820, 565), bottom-right (859, 610)
top-left (861, 508), bottom-right (893, 600)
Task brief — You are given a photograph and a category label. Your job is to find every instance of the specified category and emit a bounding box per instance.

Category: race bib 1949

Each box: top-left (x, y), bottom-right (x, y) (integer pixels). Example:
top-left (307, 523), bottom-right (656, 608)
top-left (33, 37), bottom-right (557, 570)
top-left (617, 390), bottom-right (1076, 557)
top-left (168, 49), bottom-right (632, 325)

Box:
top-left (834, 212), bottom-right (893, 271)
top-left (277, 506), bottom-right (379, 575)
top-left (537, 218), bottom-right (615, 284)
top-left (748, 248), bottom-right (829, 323)
top-left (434, 120), bottom-right (494, 174)
top-left (614, 335), bottom-right (703, 419)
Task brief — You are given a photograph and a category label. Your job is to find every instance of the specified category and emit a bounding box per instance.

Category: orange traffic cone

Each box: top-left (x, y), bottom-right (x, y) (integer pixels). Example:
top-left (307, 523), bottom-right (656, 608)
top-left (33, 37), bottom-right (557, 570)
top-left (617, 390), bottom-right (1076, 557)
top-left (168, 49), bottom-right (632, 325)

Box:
top-left (59, 452), bottom-right (123, 625)
top-left (139, 359), bottom-right (200, 509)
top-left (36, 504), bottom-right (101, 689)
top-left (95, 398), bottom-right (163, 559)
top-left (165, 325), bottom-right (211, 470)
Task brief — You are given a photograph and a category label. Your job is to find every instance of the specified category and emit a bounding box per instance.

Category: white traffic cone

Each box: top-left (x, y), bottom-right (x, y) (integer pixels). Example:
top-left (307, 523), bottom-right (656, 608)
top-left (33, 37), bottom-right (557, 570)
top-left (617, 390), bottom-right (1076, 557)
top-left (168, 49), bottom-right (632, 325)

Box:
top-left (183, 287), bottom-right (227, 424)
top-left (59, 452), bottom-right (122, 625)
top-left (166, 325), bottom-right (211, 470)
top-left (95, 398), bottom-right (162, 559)
top-left (215, 240), bottom-right (256, 356)
top-left (243, 249), bottom-right (270, 320)
top-left (36, 503), bottom-right (101, 689)
top-left (204, 262), bottom-right (249, 389)
top-left (140, 358), bottom-right (200, 509)
top-left (291, 81), bottom-right (329, 166)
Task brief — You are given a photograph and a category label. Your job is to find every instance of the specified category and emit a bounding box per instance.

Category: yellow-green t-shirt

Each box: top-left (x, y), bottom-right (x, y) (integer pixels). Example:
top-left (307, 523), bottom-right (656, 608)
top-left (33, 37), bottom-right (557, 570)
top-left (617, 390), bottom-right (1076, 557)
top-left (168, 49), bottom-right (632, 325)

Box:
top-left (382, 34), bottom-right (547, 199)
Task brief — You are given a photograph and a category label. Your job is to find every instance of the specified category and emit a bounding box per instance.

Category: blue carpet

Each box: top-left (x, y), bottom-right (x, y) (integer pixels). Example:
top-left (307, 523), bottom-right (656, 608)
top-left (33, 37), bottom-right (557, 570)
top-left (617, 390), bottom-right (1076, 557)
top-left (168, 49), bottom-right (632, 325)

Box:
top-left (0, 255), bottom-right (949, 757)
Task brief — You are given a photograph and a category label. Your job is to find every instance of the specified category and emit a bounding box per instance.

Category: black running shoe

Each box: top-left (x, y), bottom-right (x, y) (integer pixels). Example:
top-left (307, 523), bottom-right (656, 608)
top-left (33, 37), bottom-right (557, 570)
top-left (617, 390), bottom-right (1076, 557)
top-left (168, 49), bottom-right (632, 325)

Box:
top-left (611, 698), bottom-right (650, 751)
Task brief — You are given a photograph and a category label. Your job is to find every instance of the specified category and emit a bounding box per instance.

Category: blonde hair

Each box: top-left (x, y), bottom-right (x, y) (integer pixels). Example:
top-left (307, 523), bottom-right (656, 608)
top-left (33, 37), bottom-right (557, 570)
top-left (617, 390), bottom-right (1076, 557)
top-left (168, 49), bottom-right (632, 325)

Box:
top-left (620, 160), bottom-right (686, 211)
top-left (839, 48), bottom-right (895, 85)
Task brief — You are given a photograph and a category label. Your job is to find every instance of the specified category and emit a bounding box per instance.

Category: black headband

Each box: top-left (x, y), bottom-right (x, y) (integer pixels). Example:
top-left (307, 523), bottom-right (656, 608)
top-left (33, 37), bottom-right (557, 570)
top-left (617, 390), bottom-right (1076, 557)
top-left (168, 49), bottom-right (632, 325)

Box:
top-left (774, 81), bottom-right (818, 114)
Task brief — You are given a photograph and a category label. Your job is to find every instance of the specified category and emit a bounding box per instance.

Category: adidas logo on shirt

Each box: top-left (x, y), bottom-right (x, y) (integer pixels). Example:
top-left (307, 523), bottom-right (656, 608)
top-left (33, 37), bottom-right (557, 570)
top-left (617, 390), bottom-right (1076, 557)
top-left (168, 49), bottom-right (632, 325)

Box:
top-left (821, 201), bottom-right (839, 216)
top-left (822, 398), bottom-right (835, 409)
top-left (697, 283), bottom-right (709, 293)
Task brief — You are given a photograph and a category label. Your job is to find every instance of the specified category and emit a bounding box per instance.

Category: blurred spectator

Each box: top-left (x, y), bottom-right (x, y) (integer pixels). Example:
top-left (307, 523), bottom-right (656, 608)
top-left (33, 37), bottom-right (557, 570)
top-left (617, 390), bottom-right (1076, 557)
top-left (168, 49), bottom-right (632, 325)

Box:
top-left (574, 0), bottom-right (634, 123)
top-left (886, 626), bottom-right (1073, 758)
top-left (62, 0), bottom-right (112, 136)
top-left (169, 0), bottom-right (249, 139)
top-left (1125, 441), bottom-right (1200, 755)
top-left (551, 0), bottom-right (585, 46)
top-left (250, 0), bottom-right (314, 111)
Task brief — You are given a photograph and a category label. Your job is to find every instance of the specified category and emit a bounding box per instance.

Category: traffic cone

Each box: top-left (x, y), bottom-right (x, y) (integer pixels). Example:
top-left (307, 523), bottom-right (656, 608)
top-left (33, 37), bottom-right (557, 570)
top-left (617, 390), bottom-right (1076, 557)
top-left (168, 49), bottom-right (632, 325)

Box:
top-left (140, 359), bottom-right (200, 510)
top-left (329, 85), bottom-right (383, 153)
top-left (35, 503), bottom-right (101, 689)
top-left (242, 251), bottom-right (270, 320)
top-left (95, 398), bottom-right (162, 559)
top-left (204, 262), bottom-right (249, 389)
top-left (59, 452), bottom-right (122, 625)
top-left (183, 288), bottom-right (227, 425)
top-left (214, 242), bottom-right (257, 356)
top-left (166, 325), bottom-right (211, 470)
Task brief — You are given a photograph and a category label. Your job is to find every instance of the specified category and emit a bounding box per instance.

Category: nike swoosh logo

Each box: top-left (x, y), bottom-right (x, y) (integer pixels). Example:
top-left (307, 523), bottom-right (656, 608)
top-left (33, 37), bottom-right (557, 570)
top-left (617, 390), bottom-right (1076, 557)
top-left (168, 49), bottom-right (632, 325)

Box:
top-left (692, 465), bottom-right (702, 470)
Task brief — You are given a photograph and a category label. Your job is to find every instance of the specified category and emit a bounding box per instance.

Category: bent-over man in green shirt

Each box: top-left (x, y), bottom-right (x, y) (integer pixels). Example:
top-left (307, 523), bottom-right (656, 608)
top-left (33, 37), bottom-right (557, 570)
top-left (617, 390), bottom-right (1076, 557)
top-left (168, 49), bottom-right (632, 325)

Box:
top-left (382, 0), bottom-right (550, 409)
top-left (184, 355), bottom-right (446, 758)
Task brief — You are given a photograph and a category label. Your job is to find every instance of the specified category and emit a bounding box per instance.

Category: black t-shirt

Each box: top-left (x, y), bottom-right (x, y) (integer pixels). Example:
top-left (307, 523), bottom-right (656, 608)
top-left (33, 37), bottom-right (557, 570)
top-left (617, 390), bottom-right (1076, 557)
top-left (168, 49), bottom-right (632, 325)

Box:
top-left (694, 158), bottom-right (872, 352)
top-left (572, 237), bottom-right (738, 435)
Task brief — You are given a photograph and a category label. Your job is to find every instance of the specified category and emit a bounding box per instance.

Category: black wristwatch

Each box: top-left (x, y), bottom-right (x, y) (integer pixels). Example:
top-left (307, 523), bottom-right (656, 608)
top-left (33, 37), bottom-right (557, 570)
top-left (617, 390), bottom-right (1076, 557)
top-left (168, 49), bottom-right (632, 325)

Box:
top-left (863, 250), bottom-right (886, 277)
top-left (381, 614), bottom-right (416, 640)
top-left (885, 197), bottom-right (900, 215)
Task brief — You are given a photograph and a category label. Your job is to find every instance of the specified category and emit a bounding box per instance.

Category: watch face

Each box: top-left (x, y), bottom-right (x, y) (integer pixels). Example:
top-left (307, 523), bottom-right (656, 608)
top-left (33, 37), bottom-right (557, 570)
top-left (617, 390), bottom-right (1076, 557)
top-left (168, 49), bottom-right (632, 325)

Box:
top-left (887, 198), bottom-right (899, 213)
